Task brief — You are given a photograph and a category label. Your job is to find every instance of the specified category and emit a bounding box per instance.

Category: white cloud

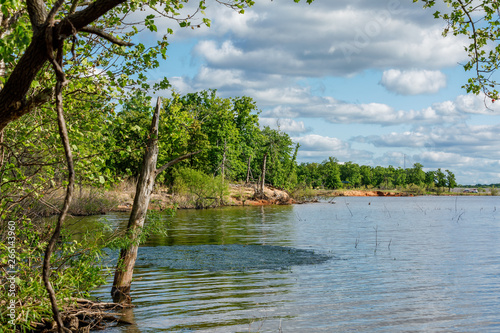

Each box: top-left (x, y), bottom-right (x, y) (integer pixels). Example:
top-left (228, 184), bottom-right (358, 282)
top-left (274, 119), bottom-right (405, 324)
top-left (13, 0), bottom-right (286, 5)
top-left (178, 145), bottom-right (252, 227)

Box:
top-left (290, 134), bottom-right (373, 162)
top-left (380, 69), bottom-right (447, 95)
top-left (281, 97), bottom-right (467, 126)
top-left (168, 76), bottom-right (194, 94)
top-left (455, 93), bottom-right (500, 114)
top-left (176, 1), bottom-right (469, 77)
top-left (354, 124), bottom-right (500, 160)
top-left (293, 134), bottom-right (348, 151)
top-left (259, 118), bottom-right (307, 133)
top-left (170, 67), bottom-right (498, 128)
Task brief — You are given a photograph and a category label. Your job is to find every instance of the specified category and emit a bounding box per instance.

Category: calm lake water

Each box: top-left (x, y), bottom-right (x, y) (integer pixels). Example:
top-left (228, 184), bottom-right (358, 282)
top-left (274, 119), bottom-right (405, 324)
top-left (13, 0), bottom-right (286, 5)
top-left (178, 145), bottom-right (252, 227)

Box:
top-left (89, 196), bottom-right (500, 332)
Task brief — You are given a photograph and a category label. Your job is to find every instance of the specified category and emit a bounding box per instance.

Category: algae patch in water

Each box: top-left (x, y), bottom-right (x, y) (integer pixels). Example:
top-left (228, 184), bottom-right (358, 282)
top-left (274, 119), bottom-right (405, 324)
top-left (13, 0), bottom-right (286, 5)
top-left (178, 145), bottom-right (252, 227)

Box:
top-left (132, 244), bottom-right (332, 271)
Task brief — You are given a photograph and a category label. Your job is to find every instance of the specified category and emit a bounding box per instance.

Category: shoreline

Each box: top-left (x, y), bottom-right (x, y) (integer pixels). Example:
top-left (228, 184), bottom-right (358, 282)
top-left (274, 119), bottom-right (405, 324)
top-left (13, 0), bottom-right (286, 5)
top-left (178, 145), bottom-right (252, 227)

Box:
top-left (112, 187), bottom-right (490, 213)
top-left (55, 185), bottom-right (493, 217)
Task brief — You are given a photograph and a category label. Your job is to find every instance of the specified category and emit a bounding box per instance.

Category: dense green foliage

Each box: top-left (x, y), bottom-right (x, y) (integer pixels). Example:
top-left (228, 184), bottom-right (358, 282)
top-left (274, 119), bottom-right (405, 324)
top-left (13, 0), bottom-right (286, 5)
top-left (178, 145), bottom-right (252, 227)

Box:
top-left (0, 218), bottom-right (111, 332)
top-left (103, 89), bottom-right (298, 189)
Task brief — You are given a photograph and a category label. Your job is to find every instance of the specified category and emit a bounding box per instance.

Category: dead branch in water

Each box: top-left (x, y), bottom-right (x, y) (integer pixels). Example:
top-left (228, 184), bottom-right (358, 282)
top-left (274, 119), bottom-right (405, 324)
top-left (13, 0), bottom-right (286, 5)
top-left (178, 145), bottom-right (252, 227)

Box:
top-left (30, 298), bottom-right (134, 332)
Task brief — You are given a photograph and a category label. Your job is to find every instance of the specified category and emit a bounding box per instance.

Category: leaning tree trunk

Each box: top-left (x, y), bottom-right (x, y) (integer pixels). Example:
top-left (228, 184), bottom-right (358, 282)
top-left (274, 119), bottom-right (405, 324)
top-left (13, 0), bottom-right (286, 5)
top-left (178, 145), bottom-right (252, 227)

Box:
top-left (111, 98), bottom-right (202, 303)
top-left (111, 97), bottom-right (161, 303)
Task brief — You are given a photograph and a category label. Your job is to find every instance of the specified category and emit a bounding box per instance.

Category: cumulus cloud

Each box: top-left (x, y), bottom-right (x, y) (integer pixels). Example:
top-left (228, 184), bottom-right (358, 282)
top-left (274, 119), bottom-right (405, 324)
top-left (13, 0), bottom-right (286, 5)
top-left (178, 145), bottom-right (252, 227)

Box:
top-left (291, 134), bottom-right (373, 162)
top-left (455, 93), bottom-right (500, 114)
top-left (293, 134), bottom-right (348, 151)
top-left (259, 118), bottom-right (307, 133)
top-left (268, 96), bottom-right (467, 126)
top-left (380, 69), bottom-right (447, 95)
top-left (180, 1), bottom-right (469, 77)
top-left (170, 67), bottom-right (498, 128)
top-left (353, 124), bottom-right (500, 160)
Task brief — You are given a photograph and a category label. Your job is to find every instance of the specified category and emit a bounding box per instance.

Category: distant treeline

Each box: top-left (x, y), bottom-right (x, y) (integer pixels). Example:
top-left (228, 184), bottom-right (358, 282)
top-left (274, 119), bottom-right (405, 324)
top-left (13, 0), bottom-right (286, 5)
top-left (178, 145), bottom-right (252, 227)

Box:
top-left (461, 184), bottom-right (500, 188)
top-left (296, 158), bottom-right (457, 190)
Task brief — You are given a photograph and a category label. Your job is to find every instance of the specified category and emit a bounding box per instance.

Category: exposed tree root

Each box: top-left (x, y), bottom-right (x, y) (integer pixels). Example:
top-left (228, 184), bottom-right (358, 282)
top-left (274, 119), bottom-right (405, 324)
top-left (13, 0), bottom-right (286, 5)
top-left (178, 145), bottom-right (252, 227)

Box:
top-left (30, 298), bottom-right (134, 332)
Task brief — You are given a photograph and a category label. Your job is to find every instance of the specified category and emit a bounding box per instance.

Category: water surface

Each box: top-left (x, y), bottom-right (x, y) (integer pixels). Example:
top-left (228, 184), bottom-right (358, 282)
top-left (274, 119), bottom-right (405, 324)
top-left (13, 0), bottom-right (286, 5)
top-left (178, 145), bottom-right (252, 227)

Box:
top-left (91, 196), bottom-right (500, 332)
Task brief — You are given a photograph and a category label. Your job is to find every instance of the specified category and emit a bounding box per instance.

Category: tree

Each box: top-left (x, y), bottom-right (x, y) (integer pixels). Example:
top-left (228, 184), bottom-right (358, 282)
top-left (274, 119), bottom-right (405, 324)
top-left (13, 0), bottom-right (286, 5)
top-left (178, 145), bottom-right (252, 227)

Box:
top-left (393, 167), bottom-right (406, 187)
top-left (340, 162), bottom-right (361, 187)
top-left (322, 157), bottom-right (342, 189)
top-left (106, 91), bottom-right (156, 177)
top-left (435, 168), bottom-right (447, 189)
top-left (372, 165), bottom-right (388, 188)
top-left (0, 0), bottom-right (314, 132)
top-left (0, 0), bottom-right (248, 130)
top-left (159, 90), bottom-right (262, 184)
top-left (407, 163), bottom-right (426, 186)
top-left (232, 96), bottom-right (261, 182)
top-left (297, 162), bottom-right (322, 188)
top-left (111, 98), bottom-right (200, 303)
top-left (360, 165), bottom-right (373, 187)
top-left (445, 169), bottom-right (457, 191)
top-left (425, 170), bottom-right (436, 188)
top-left (256, 126), bottom-right (295, 191)
top-left (415, 0), bottom-right (500, 100)
top-left (1, 0), bottom-right (318, 329)
top-left (185, 90), bottom-right (240, 179)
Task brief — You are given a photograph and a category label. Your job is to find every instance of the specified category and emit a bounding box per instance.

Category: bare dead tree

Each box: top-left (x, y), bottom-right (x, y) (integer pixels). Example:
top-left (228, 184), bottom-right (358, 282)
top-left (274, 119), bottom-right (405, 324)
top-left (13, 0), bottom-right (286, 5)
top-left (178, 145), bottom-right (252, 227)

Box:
top-left (111, 97), bottom-right (201, 303)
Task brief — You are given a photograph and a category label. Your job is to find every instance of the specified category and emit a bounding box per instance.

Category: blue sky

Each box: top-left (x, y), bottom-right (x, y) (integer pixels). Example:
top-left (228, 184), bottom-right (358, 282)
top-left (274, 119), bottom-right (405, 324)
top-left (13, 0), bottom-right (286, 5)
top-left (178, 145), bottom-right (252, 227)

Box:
top-left (138, 0), bottom-right (500, 185)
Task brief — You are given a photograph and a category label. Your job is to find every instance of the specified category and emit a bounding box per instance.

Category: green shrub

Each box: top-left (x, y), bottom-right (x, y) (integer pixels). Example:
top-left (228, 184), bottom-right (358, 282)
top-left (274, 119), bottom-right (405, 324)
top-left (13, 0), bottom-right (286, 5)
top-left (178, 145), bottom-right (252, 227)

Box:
top-left (172, 168), bottom-right (228, 208)
top-left (491, 186), bottom-right (498, 196)
top-left (0, 217), bottom-right (110, 332)
top-left (403, 183), bottom-right (425, 195)
top-left (291, 183), bottom-right (316, 202)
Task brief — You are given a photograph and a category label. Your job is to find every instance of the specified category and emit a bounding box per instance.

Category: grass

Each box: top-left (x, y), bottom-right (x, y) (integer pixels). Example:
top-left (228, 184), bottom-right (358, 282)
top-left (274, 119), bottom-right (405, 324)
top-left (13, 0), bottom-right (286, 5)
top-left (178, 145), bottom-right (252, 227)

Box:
top-left (29, 186), bottom-right (119, 217)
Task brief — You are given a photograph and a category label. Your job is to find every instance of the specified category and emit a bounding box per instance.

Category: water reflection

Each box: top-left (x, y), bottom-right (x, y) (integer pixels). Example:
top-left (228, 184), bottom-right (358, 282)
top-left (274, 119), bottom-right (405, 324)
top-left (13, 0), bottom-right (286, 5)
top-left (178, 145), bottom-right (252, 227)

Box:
top-left (88, 197), bottom-right (500, 332)
top-left (144, 205), bottom-right (296, 246)
top-left (116, 308), bottom-right (140, 333)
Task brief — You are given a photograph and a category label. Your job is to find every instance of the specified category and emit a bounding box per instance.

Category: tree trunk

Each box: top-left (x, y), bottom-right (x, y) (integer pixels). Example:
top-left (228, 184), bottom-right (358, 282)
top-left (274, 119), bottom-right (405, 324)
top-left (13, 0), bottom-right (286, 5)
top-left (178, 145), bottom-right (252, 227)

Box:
top-left (43, 79), bottom-right (74, 333)
top-left (0, 130), bottom-right (4, 168)
top-left (261, 153), bottom-right (268, 194)
top-left (245, 155), bottom-right (252, 184)
top-left (111, 98), bottom-right (202, 303)
top-left (111, 97), bottom-right (161, 303)
top-left (221, 138), bottom-right (227, 181)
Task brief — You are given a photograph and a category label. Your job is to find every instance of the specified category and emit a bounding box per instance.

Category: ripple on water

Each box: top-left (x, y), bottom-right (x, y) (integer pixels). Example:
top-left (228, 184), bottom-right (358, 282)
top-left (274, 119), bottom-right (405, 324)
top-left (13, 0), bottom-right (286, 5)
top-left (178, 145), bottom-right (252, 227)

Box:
top-left (91, 197), bottom-right (500, 332)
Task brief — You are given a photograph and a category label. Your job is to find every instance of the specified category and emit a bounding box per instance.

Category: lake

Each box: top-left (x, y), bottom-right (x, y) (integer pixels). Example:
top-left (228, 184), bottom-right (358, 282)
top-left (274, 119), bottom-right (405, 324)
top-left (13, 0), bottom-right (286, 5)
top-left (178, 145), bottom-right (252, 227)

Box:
top-left (90, 196), bottom-right (500, 332)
